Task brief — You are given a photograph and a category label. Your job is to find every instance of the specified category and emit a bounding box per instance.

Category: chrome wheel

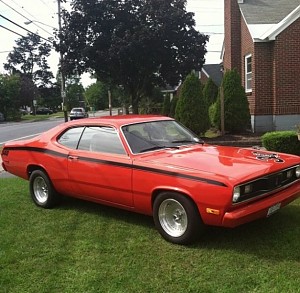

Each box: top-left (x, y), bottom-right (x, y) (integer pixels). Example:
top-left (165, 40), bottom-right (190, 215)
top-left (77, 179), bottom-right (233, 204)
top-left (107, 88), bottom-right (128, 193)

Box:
top-left (33, 176), bottom-right (49, 204)
top-left (158, 199), bottom-right (188, 238)
top-left (30, 170), bottom-right (59, 208)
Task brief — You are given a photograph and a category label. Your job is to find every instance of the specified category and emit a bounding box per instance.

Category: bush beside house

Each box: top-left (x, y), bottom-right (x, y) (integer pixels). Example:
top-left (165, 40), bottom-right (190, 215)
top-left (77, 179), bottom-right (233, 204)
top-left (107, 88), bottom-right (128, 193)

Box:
top-left (214, 69), bottom-right (250, 133)
top-left (261, 131), bottom-right (300, 156)
top-left (175, 73), bottom-right (209, 135)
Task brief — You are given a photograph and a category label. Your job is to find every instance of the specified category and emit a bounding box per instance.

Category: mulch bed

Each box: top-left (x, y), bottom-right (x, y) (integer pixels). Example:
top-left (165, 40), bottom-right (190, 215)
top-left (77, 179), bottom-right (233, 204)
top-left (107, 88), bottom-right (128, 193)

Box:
top-left (202, 133), bottom-right (262, 147)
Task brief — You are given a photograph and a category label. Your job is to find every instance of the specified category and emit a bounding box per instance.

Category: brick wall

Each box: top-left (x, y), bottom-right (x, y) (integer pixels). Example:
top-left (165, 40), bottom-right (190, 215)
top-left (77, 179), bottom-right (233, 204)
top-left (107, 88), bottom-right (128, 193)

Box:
top-left (224, 0), bottom-right (241, 73)
top-left (273, 17), bottom-right (300, 115)
top-left (253, 42), bottom-right (274, 115)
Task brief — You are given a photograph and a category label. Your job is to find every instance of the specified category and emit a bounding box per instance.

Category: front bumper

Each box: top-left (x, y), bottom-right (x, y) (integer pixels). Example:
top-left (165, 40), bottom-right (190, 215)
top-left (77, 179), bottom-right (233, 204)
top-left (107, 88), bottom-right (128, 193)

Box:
top-left (222, 182), bottom-right (300, 228)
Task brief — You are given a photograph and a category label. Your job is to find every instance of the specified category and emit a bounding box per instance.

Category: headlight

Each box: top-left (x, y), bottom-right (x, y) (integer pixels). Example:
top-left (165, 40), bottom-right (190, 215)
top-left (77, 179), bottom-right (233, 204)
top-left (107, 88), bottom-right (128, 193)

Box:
top-left (233, 186), bottom-right (241, 203)
top-left (296, 166), bottom-right (300, 178)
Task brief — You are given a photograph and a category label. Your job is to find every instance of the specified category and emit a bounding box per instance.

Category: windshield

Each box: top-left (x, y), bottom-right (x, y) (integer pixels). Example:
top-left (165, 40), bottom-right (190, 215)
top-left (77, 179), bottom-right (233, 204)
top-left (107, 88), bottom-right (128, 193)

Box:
top-left (122, 120), bottom-right (203, 154)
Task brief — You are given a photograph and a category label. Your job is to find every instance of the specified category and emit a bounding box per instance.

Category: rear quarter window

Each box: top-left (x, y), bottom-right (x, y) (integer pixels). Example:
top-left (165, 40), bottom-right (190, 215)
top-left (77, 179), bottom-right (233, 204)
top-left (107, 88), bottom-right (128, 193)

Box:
top-left (57, 127), bottom-right (85, 149)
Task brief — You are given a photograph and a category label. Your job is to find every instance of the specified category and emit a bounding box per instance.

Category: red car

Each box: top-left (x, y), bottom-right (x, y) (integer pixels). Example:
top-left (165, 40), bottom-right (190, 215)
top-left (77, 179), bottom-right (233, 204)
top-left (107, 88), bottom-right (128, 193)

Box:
top-left (1, 115), bottom-right (300, 244)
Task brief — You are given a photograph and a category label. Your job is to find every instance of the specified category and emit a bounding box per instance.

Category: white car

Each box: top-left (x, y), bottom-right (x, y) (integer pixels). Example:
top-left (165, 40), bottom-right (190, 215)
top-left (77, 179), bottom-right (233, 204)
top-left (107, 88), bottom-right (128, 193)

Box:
top-left (69, 108), bottom-right (89, 120)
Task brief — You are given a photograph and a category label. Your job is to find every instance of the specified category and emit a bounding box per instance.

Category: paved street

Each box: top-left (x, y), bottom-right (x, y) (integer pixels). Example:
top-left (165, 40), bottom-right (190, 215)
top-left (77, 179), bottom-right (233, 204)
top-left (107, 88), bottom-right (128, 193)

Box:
top-left (0, 110), bottom-right (118, 178)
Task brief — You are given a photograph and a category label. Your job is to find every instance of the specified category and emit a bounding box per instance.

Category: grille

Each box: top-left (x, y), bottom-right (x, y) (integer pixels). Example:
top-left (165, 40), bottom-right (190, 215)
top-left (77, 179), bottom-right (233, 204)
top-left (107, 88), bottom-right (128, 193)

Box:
top-left (235, 165), bottom-right (299, 204)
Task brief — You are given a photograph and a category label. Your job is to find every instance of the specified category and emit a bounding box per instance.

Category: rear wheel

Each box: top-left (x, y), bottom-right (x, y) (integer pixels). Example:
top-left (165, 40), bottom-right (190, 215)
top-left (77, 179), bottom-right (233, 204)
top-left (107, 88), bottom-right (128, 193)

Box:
top-left (29, 170), bottom-right (59, 208)
top-left (153, 192), bottom-right (204, 245)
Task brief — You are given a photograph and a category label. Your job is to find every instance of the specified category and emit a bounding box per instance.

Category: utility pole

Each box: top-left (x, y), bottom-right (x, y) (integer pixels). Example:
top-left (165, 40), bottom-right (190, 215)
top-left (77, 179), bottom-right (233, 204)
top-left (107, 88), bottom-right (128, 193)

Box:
top-left (57, 0), bottom-right (68, 122)
top-left (220, 84), bottom-right (225, 135)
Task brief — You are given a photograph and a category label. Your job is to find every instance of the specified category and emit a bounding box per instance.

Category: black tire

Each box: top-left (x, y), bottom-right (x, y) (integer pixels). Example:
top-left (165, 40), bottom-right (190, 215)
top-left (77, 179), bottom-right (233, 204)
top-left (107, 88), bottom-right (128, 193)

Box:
top-left (29, 170), bottom-right (59, 208)
top-left (153, 192), bottom-right (204, 245)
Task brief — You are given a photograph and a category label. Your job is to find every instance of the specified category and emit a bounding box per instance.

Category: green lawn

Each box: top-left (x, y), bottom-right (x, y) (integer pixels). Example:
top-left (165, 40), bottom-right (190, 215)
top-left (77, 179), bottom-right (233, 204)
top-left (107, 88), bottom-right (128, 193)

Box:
top-left (1, 177), bottom-right (300, 293)
top-left (21, 112), bottom-right (65, 122)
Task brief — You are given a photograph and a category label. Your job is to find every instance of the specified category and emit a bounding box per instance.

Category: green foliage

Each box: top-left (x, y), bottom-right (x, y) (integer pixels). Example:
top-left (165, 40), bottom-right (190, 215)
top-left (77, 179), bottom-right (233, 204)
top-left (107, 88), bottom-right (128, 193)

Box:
top-left (139, 88), bottom-right (163, 114)
top-left (60, 0), bottom-right (209, 113)
top-left (39, 85), bottom-right (61, 111)
top-left (4, 33), bottom-right (53, 87)
top-left (18, 75), bottom-right (40, 107)
top-left (262, 131), bottom-right (300, 155)
top-left (162, 94), bottom-right (171, 116)
top-left (85, 81), bottom-right (124, 110)
top-left (209, 102), bottom-right (217, 127)
top-left (175, 73), bottom-right (209, 135)
top-left (85, 81), bottom-right (108, 110)
top-left (203, 77), bottom-right (218, 106)
top-left (66, 82), bottom-right (85, 110)
top-left (0, 74), bottom-right (21, 120)
top-left (214, 69), bottom-right (250, 133)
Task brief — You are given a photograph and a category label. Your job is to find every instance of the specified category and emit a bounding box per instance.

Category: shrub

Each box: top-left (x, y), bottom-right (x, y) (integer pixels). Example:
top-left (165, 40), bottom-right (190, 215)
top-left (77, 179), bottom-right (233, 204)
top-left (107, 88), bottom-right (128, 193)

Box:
top-left (261, 131), bottom-right (300, 156)
top-left (209, 102), bottom-right (217, 127)
top-left (175, 73), bottom-right (209, 135)
top-left (213, 69), bottom-right (250, 133)
top-left (203, 77), bottom-right (218, 106)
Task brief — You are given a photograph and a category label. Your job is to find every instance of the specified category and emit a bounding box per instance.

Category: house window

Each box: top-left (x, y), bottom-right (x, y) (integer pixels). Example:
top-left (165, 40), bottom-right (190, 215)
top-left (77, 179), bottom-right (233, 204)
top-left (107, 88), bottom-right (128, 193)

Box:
top-left (245, 54), bottom-right (252, 92)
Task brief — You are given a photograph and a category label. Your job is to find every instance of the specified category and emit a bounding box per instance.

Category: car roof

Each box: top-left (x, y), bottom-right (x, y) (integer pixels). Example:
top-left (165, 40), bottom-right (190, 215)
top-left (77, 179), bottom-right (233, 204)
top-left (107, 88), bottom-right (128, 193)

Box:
top-left (66, 115), bottom-right (173, 128)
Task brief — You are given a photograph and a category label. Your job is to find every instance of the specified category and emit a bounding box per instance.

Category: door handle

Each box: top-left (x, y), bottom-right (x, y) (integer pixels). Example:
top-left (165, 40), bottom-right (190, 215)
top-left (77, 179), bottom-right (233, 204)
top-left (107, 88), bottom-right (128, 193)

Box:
top-left (68, 155), bottom-right (79, 161)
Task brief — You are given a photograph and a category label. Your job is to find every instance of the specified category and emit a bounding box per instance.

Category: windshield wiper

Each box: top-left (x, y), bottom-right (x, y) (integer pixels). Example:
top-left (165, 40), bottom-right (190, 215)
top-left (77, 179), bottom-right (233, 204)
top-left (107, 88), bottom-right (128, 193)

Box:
top-left (171, 139), bottom-right (204, 145)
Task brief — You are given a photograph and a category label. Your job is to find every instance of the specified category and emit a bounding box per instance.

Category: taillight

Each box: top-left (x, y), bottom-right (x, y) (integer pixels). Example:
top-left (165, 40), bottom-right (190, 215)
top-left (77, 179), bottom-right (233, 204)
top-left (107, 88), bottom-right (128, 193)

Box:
top-left (1, 148), bottom-right (9, 156)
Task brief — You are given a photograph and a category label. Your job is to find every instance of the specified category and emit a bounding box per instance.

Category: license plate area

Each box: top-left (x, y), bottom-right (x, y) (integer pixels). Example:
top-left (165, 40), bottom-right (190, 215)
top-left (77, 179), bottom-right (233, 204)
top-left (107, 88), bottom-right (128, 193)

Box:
top-left (267, 203), bottom-right (281, 217)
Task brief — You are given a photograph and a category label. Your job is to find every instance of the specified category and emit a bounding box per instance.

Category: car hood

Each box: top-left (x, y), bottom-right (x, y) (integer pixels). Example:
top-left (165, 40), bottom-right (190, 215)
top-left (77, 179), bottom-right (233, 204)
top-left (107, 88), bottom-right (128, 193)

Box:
top-left (135, 144), bottom-right (300, 184)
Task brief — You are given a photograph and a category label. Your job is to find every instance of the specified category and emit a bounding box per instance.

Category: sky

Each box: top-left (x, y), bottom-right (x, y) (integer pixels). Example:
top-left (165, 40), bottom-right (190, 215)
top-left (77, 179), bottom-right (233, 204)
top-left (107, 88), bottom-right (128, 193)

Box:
top-left (0, 0), bottom-right (224, 87)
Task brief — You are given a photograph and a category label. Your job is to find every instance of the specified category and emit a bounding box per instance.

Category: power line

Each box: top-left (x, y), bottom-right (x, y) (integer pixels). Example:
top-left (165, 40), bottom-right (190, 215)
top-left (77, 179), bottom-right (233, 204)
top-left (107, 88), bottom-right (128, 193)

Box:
top-left (0, 0), bottom-right (54, 36)
top-left (0, 24), bottom-right (25, 38)
top-left (0, 13), bottom-right (52, 43)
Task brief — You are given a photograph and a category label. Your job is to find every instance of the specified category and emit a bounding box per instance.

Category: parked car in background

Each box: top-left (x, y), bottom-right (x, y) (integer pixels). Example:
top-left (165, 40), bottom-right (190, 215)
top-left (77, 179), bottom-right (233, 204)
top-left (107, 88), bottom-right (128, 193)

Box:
top-left (0, 112), bottom-right (4, 122)
top-left (1, 115), bottom-right (300, 244)
top-left (30, 107), bottom-right (53, 115)
top-left (19, 108), bottom-right (28, 115)
top-left (69, 107), bottom-right (89, 120)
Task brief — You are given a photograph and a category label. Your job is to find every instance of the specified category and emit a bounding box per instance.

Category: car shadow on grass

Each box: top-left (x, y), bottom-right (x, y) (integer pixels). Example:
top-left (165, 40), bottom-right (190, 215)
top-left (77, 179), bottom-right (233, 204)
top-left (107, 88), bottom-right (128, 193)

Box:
top-left (56, 195), bottom-right (300, 261)
top-left (57, 195), bottom-right (155, 230)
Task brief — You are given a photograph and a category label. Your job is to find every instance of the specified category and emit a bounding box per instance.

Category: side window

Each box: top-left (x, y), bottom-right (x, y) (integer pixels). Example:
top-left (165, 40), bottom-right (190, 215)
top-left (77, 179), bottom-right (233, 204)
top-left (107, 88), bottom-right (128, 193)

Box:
top-left (245, 54), bottom-right (252, 92)
top-left (57, 127), bottom-right (84, 149)
top-left (79, 126), bottom-right (126, 155)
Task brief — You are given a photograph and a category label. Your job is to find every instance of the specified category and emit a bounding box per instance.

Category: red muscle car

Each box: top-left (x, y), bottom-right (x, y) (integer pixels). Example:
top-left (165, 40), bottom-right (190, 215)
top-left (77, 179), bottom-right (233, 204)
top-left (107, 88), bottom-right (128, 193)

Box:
top-left (1, 115), bottom-right (300, 244)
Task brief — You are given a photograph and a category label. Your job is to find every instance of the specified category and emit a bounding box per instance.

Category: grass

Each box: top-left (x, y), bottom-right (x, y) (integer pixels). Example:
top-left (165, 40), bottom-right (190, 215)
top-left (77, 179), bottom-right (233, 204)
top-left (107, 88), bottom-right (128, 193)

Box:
top-left (1, 177), bottom-right (300, 293)
top-left (21, 112), bottom-right (65, 122)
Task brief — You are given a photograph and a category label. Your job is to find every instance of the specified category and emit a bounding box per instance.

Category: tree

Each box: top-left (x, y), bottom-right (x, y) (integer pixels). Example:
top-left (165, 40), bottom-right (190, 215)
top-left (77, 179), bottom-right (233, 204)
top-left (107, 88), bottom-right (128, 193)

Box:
top-left (203, 78), bottom-right (218, 107)
top-left (213, 69), bottom-right (251, 133)
top-left (0, 74), bottom-right (21, 120)
top-left (85, 81), bottom-right (109, 110)
top-left (66, 82), bottom-right (85, 110)
top-left (4, 33), bottom-right (54, 87)
top-left (175, 73), bottom-right (209, 135)
top-left (59, 0), bottom-right (209, 113)
top-left (18, 75), bottom-right (40, 107)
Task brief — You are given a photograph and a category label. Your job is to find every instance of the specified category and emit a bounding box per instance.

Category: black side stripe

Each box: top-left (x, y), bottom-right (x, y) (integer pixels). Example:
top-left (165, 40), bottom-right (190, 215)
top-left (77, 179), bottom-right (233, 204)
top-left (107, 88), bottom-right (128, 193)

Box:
top-left (6, 146), bottom-right (227, 187)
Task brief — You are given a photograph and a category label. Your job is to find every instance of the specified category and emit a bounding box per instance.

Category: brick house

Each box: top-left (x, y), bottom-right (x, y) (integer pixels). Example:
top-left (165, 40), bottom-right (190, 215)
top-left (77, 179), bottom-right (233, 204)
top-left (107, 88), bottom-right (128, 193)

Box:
top-left (223, 0), bottom-right (300, 132)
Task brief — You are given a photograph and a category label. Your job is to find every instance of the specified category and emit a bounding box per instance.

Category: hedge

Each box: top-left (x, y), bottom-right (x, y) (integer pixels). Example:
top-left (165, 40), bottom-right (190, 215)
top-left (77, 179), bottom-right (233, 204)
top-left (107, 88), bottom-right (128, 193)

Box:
top-left (261, 131), bottom-right (300, 156)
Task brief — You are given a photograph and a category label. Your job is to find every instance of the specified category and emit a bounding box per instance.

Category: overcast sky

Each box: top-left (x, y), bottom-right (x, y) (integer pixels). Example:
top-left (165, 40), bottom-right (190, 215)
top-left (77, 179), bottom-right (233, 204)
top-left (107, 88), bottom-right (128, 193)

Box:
top-left (0, 0), bottom-right (224, 87)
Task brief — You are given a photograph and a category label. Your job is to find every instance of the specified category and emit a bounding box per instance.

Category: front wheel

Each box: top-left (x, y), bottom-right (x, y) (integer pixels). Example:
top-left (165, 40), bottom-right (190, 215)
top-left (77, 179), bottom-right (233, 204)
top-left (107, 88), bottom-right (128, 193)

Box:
top-left (29, 170), bottom-right (59, 208)
top-left (153, 192), bottom-right (204, 245)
